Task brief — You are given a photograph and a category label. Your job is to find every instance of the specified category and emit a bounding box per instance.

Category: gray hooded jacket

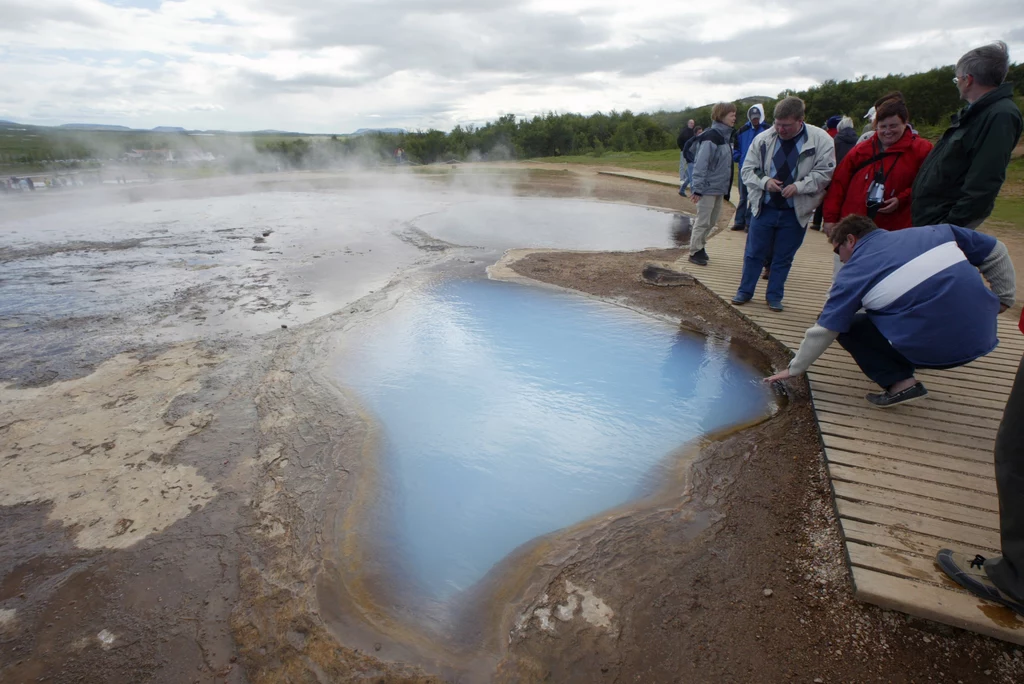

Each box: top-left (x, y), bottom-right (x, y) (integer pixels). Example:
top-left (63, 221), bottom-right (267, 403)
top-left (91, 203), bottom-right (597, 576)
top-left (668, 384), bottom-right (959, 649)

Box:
top-left (691, 121), bottom-right (735, 197)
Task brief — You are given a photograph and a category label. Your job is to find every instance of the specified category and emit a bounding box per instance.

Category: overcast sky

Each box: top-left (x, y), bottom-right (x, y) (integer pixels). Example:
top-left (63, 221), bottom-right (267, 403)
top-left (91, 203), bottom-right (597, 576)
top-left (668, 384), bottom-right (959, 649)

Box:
top-left (1, 0), bottom-right (1022, 133)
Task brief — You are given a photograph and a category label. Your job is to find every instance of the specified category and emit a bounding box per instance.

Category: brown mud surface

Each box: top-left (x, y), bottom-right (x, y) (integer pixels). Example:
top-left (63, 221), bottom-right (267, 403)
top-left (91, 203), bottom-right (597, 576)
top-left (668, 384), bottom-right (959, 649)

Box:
top-left (2, 167), bottom-right (1023, 683)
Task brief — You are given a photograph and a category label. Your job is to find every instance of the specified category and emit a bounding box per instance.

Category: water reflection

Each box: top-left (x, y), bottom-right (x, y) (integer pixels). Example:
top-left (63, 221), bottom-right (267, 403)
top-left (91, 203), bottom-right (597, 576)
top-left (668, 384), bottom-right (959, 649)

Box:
top-left (338, 279), bottom-right (770, 605)
top-left (670, 214), bottom-right (693, 247)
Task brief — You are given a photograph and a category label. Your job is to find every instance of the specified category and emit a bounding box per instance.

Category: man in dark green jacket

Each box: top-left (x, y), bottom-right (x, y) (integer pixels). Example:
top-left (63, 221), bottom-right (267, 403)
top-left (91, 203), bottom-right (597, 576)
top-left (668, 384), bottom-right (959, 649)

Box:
top-left (912, 41), bottom-right (1023, 228)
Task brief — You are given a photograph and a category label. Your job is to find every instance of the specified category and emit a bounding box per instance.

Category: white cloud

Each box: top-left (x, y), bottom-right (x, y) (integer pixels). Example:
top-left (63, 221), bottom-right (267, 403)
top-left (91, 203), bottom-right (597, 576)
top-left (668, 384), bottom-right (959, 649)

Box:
top-left (0, 0), bottom-right (1020, 132)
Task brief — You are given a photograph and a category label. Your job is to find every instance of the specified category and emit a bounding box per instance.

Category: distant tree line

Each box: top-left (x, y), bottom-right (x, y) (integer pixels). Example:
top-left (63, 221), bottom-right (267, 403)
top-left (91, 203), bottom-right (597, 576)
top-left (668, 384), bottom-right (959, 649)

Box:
top-left (356, 62), bottom-right (1022, 165)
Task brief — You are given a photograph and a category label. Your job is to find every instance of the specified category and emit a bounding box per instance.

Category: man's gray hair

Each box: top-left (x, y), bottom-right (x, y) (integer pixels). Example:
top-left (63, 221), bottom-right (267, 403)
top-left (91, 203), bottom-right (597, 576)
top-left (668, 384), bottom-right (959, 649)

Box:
top-left (837, 116), bottom-right (854, 131)
top-left (956, 40), bottom-right (1011, 87)
top-left (774, 96), bottom-right (805, 121)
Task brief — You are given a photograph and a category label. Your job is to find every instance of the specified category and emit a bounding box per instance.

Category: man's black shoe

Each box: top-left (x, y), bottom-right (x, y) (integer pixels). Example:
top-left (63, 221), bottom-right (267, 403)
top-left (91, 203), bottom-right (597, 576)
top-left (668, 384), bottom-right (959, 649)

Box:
top-left (729, 224), bottom-right (745, 231)
top-left (937, 550), bottom-right (1024, 617)
top-left (866, 382), bottom-right (928, 408)
top-left (688, 249), bottom-right (709, 266)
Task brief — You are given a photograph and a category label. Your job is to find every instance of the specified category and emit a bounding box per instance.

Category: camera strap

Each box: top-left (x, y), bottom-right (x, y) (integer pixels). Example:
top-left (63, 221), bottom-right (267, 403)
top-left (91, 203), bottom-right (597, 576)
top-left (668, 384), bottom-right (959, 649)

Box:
top-left (850, 148), bottom-right (902, 181)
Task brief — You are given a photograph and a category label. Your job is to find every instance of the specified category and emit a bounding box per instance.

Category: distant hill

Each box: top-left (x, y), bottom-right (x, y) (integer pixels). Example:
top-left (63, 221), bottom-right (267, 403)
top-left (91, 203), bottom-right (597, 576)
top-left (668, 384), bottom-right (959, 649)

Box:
top-left (152, 126), bottom-right (187, 133)
top-left (0, 119), bottom-right (15, 124)
top-left (59, 123), bottom-right (133, 131)
top-left (352, 128), bottom-right (405, 136)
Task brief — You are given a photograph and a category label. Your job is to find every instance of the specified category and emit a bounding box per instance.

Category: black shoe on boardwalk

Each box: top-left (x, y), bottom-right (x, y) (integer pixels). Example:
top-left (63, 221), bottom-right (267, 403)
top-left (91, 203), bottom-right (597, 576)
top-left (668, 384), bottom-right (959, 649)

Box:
top-left (866, 382), bottom-right (928, 408)
top-left (688, 249), bottom-right (709, 266)
top-left (937, 550), bottom-right (1024, 617)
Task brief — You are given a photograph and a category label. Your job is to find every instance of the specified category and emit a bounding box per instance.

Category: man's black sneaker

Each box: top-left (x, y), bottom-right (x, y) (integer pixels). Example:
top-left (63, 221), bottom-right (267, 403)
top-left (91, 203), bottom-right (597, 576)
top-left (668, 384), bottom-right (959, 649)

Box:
top-left (731, 295), bottom-right (750, 305)
top-left (767, 301), bottom-right (784, 312)
top-left (866, 382), bottom-right (928, 408)
top-left (937, 550), bottom-right (1024, 617)
top-left (729, 224), bottom-right (745, 231)
top-left (688, 249), bottom-right (709, 266)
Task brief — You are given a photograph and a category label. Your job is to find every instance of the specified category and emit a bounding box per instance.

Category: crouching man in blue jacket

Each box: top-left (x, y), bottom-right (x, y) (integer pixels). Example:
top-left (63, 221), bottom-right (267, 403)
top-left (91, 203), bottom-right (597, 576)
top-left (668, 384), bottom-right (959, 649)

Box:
top-left (764, 214), bottom-right (1015, 407)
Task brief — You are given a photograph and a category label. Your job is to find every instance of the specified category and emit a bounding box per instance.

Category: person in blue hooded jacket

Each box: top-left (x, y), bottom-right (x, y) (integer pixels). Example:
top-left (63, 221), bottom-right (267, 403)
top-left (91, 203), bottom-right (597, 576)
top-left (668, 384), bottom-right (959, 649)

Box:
top-left (729, 104), bottom-right (770, 231)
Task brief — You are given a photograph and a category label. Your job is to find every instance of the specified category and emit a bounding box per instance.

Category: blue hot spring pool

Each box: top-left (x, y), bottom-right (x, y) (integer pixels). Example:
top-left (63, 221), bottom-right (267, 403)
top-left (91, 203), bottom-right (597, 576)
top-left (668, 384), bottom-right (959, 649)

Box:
top-left (337, 279), bottom-right (772, 605)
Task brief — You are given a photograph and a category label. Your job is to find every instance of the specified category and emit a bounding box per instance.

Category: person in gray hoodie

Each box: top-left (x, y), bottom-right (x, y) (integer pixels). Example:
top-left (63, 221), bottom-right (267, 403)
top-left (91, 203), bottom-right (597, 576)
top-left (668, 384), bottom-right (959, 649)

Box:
top-left (688, 102), bottom-right (737, 266)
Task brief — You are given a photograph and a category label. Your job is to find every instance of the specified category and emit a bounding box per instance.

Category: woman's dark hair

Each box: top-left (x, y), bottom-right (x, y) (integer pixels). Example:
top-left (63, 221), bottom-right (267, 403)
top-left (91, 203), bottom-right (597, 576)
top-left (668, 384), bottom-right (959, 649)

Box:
top-left (874, 91), bottom-right (910, 123)
top-left (831, 215), bottom-right (878, 247)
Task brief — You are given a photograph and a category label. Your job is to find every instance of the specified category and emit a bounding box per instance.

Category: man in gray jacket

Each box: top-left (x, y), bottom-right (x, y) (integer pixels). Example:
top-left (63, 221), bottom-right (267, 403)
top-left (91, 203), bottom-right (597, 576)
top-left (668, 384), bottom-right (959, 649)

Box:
top-left (688, 103), bottom-right (737, 266)
top-left (731, 97), bottom-right (836, 310)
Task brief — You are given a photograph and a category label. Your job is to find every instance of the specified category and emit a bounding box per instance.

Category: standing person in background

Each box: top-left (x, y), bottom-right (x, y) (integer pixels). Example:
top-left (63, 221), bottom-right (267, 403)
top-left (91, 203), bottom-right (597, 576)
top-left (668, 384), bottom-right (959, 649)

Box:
top-left (809, 114), bottom-right (845, 230)
top-left (833, 116), bottom-right (859, 164)
top-left (912, 41), bottom-right (1023, 229)
top-left (681, 126), bottom-right (704, 195)
top-left (824, 115), bottom-right (842, 138)
top-left (687, 104), bottom-right (737, 266)
top-left (730, 104), bottom-right (771, 231)
top-left (677, 119), bottom-right (697, 196)
top-left (859, 106), bottom-right (876, 143)
top-left (823, 94), bottom-right (933, 233)
top-left (730, 96), bottom-right (836, 311)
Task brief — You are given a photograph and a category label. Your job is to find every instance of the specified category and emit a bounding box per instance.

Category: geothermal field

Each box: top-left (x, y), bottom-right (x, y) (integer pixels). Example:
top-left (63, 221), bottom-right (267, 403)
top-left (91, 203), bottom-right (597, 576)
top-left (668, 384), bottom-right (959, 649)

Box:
top-left (2, 168), bottom-right (1017, 683)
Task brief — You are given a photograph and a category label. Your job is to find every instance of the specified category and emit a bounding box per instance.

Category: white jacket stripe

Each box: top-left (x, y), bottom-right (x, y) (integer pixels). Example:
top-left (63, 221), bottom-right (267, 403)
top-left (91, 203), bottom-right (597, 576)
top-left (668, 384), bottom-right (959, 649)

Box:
top-left (862, 241), bottom-right (966, 311)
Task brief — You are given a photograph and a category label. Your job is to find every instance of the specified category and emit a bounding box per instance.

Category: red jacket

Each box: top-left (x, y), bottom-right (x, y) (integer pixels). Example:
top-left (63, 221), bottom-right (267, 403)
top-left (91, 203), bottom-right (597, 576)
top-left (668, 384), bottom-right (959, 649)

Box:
top-left (822, 128), bottom-right (933, 230)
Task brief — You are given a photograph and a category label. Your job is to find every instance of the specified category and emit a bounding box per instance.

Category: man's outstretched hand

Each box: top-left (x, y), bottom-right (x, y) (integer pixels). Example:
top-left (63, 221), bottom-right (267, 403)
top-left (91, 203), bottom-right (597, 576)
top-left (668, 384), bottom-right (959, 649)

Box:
top-left (764, 368), bottom-right (793, 383)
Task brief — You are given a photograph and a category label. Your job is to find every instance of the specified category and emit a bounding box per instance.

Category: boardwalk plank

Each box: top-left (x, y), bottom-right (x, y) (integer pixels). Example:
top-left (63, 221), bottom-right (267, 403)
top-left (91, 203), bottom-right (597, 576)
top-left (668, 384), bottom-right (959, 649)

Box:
top-left (821, 436), bottom-right (995, 474)
top-left (840, 518), bottom-right (998, 556)
top-left (851, 567), bottom-right (1024, 645)
top-left (832, 480), bottom-right (999, 529)
top-left (846, 541), bottom-right (960, 588)
top-left (836, 499), bottom-right (1000, 549)
top-left (828, 464), bottom-right (998, 511)
top-left (826, 449), bottom-right (996, 493)
top-left (818, 423), bottom-right (993, 462)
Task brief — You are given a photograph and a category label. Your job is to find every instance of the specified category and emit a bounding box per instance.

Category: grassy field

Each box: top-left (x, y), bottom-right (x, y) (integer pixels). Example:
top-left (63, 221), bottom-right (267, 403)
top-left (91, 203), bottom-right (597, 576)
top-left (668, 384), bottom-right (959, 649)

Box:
top-left (987, 155), bottom-right (1024, 229)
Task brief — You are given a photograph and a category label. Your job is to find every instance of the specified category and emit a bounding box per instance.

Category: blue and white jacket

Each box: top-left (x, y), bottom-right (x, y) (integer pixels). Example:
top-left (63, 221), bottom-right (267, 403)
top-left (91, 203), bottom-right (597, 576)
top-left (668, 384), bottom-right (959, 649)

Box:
top-left (819, 225), bottom-right (1004, 366)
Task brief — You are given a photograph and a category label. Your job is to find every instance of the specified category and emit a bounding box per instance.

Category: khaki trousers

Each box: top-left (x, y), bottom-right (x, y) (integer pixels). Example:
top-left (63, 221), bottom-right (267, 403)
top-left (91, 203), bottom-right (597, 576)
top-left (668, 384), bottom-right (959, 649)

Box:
top-left (690, 194), bottom-right (723, 254)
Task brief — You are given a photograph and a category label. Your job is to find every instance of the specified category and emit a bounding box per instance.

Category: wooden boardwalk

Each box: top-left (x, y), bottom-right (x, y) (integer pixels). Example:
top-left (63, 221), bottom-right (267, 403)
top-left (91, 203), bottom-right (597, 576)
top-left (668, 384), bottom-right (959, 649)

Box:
top-left (674, 225), bottom-right (1024, 644)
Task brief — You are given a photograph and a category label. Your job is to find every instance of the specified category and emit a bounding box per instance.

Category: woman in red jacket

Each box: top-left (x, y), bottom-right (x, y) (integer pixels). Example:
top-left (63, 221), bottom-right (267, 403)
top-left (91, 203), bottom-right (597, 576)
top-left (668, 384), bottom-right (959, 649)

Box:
top-left (822, 93), bottom-right (933, 232)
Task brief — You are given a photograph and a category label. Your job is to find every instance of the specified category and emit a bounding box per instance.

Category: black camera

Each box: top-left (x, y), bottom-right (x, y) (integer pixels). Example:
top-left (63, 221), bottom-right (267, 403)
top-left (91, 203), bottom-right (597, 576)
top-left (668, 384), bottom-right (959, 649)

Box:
top-left (866, 170), bottom-right (885, 218)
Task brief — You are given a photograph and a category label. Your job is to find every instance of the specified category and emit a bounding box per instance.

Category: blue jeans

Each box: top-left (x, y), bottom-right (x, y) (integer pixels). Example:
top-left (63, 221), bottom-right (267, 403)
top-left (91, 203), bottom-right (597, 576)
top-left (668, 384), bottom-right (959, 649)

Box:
top-left (732, 175), bottom-right (750, 227)
top-left (735, 204), bottom-right (807, 303)
top-left (679, 152), bottom-right (687, 185)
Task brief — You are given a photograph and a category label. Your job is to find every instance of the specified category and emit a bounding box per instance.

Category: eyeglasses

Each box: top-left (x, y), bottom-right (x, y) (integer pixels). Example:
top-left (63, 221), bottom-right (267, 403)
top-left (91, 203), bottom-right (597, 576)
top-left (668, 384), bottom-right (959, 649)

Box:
top-left (833, 242), bottom-right (842, 256)
top-left (953, 74), bottom-right (969, 85)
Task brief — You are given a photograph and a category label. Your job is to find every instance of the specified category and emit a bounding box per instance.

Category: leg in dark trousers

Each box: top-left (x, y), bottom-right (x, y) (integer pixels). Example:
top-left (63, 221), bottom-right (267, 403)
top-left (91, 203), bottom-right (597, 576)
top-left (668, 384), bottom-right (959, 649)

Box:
top-left (811, 202), bottom-right (823, 229)
top-left (836, 314), bottom-right (917, 389)
top-left (732, 178), bottom-right (749, 228)
top-left (986, 355), bottom-right (1024, 603)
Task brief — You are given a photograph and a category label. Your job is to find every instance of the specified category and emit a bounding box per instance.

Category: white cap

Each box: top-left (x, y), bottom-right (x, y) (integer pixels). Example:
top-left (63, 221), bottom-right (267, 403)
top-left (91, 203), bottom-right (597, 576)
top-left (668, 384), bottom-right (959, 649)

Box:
top-left (864, 106), bottom-right (876, 121)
